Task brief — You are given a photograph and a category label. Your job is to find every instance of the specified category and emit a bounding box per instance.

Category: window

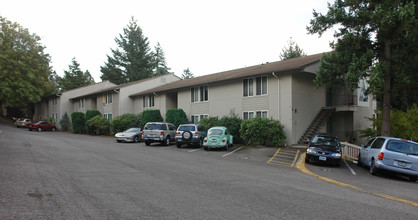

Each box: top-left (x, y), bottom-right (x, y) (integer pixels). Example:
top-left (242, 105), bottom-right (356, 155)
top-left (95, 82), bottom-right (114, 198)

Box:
top-left (103, 113), bottom-right (113, 121)
top-left (243, 76), bottom-right (267, 97)
top-left (143, 94), bottom-right (155, 108)
top-left (191, 86), bottom-right (208, 103)
top-left (104, 93), bottom-right (112, 104)
top-left (191, 115), bottom-right (199, 124)
top-left (200, 114), bottom-right (208, 121)
top-left (51, 113), bottom-right (57, 123)
top-left (79, 98), bottom-right (85, 109)
top-left (52, 97), bottom-right (57, 105)
top-left (371, 138), bottom-right (385, 149)
top-left (243, 111), bottom-right (267, 120)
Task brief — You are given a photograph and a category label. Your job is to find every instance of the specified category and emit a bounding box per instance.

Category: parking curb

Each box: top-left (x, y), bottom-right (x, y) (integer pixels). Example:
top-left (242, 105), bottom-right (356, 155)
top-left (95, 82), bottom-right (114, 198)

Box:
top-left (296, 152), bottom-right (418, 207)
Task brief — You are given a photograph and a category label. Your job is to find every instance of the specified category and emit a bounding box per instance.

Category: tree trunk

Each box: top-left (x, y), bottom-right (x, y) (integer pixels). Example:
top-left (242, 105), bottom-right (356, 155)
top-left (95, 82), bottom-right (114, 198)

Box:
top-left (381, 39), bottom-right (391, 136)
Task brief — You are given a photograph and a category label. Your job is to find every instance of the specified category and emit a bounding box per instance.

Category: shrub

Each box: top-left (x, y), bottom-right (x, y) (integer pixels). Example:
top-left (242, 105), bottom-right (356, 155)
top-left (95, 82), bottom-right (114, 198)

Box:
top-left (218, 112), bottom-right (243, 143)
top-left (141, 109), bottom-right (163, 126)
top-left (85, 110), bottom-right (102, 134)
top-left (71, 112), bottom-right (85, 134)
top-left (166, 109), bottom-right (188, 127)
top-left (198, 116), bottom-right (219, 131)
top-left (240, 117), bottom-right (286, 147)
top-left (42, 117), bottom-right (55, 124)
top-left (86, 115), bottom-right (110, 135)
top-left (111, 113), bottom-right (142, 135)
top-left (60, 112), bottom-right (71, 131)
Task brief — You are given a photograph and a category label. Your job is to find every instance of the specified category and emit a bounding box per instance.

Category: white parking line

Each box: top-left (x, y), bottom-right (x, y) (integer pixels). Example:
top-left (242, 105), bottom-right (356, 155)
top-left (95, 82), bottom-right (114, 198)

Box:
top-left (343, 159), bottom-right (357, 175)
top-left (222, 147), bottom-right (243, 157)
top-left (188, 148), bottom-right (201, 152)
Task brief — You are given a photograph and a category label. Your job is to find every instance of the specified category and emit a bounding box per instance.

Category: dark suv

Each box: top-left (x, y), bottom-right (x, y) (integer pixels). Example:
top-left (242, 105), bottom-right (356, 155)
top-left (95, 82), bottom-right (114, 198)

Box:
top-left (142, 122), bottom-right (176, 146)
top-left (175, 124), bottom-right (206, 148)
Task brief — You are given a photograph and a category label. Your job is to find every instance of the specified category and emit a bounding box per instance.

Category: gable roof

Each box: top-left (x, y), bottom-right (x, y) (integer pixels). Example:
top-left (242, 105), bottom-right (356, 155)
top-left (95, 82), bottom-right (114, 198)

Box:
top-left (70, 74), bottom-right (180, 101)
top-left (129, 53), bottom-right (323, 97)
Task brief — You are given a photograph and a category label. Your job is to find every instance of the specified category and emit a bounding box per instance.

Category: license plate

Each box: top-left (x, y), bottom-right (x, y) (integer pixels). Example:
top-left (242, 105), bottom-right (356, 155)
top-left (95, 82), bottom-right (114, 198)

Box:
top-left (319, 156), bottom-right (327, 161)
top-left (177, 138), bottom-right (182, 142)
top-left (144, 138), bottom-right (149, 140)
top-left (397, 161), bottom-right (407, 167)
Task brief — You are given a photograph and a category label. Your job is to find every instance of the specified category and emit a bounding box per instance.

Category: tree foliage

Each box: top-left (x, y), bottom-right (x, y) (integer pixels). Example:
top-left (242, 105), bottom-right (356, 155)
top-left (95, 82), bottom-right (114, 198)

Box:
top-left (153, 42), bottom-right (171, 76)
top-left (59, 112), bottom-right (71, 131)
top-left (307, 0), bottom-right (418, 136)
top-left (71, 112), bottom-right (85, 134)
top-left (181, 68), bottom-right (194, 79)
top-left (60, 58), bottom-right (94, 91)
top-left (279, 37), bottom-right (306, 60)
top-left (100, 17), bottom-right (154, 84)
top-left (0, 16), bottom-right (53, 110)
top-left (141, 109), bottom-right (163, 126)
top-left (86, 115), bottom-right (110, 136)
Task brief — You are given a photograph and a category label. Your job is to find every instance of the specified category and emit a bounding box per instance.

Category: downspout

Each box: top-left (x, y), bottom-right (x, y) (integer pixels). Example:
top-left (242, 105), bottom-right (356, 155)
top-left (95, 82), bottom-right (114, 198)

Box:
top-left (272, 72), bottom-right (280, 121)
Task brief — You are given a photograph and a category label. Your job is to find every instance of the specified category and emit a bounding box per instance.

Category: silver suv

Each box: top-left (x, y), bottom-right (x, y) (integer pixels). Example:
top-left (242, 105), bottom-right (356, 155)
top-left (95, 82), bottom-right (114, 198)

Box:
top-left (175, 124), bottom-right (207, 148)
top-left (142, 122), bottom-right (177, 146)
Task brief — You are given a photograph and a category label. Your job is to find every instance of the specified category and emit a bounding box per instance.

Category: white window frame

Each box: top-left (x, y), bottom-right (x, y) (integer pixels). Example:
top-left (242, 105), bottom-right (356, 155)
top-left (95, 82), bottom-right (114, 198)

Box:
top-left (191, 85), bottom-right (209, 103)
top-left (52, 97), bottom-right (57, 105)
top-left (143, 94), bottom-right (155, 108)
top-left (79, 98), bottom-right (85, 109)
top-left (191, 115), bottom-right (199, 124)
top-left (104, 93), bottom-right (112, 104)
top-left (243, 75), bottom-right (268, 97)
top-left (103, 113), bottom-right (113, 121)
top-left (243, 110), bottom-right (268, 120)
top-left (51, 113), bottom-right (57, 123)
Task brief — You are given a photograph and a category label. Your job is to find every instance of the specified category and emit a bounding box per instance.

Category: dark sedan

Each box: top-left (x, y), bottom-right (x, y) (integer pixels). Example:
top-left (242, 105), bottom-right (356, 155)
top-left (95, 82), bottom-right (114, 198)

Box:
top-left (305, 134), bottom-right (345, 166)
top-left (28, 121), bottom-right (57, 132)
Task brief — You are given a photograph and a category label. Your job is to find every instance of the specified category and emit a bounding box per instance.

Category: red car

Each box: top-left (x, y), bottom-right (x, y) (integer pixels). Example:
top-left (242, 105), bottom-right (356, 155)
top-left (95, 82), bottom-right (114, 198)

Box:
top-left (28, 121), bottom-right (57, 132)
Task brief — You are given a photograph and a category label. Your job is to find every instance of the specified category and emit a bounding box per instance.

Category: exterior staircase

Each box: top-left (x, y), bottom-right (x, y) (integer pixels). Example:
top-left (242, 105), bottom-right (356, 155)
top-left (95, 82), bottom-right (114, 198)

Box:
top-left (298, 107), bottom-right (335, 144)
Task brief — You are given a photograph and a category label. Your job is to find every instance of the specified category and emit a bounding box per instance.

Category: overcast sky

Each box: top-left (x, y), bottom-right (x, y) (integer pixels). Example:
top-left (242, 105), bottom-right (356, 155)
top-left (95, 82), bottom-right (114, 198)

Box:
top-left (1, 0), bottom-right (335, 82)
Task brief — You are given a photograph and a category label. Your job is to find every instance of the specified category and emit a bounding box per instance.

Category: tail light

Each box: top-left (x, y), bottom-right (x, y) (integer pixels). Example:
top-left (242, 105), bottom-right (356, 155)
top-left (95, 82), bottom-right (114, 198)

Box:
top-left (204, 138), bottom-right (207, 142)
top-left (142, 131), bottom-right (144, 135)
top-left (378, 152), bottom-right (384, 160)
top-left (194, 132), bottom-right (198, 137)
top-left (176, 132), bottom-right (178, 136)
top-left (161, 131), bottom-right (164, 136)
top-left (222, 138), bottom-right (226, 143)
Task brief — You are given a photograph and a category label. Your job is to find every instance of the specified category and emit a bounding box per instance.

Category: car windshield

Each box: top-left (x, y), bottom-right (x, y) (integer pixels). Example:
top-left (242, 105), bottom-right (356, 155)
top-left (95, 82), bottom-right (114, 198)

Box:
top-left (208, 129), bottom-right (223, 135)
top-left (125, 128), bottom-right (140, 132)
top-left (178, 126), bottom-right (196, 131)
top-left (144, 124), bottom-right (163, 130)
top-left (386, 140), bottom-right (418, 155)
top-left (311, 135), bottom-right (340, 147)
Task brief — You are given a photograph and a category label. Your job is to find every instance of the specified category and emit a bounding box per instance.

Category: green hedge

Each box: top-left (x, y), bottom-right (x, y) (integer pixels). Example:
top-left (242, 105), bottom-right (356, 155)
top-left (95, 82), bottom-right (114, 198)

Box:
top-left (71, 112), bottom-right (85, 134)
top-left (86, 110), bottom-right (102, 134)
top-left (240, 117), bottom-right (286, 147)
top-left (86, 115), bottom-right (110, 135)
top-left (141, 109), bottom-right (163, 126)
top-left (165, 109), bottom-right (188, 127)
top-left (111, 113), bottom-right (142, 135)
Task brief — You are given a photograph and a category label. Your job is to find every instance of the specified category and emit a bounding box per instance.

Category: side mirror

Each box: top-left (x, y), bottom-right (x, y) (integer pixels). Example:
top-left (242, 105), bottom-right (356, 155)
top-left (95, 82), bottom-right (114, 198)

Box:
top-left (361, 144), bottom-right (365, 148)
top-left (340, 144), bottom-right (345, 147)
top-left (305, 139), bottom-right (310, 144)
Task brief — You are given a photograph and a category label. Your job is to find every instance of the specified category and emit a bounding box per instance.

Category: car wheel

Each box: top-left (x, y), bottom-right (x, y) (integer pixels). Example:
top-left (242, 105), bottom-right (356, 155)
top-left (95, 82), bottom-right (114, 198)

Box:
top-left (204, 146), bottom-right (209, 151)
top-left (52, 128), bottom-right (56, 132)
top-left (305, 157), bottom-right (310, 163)
top-left (134, 136), bottom-right (139, 143)
top-left (163, 136), bottom-right (170, 146)
top-left (29, 128), bottom-right (32, 131)
top-left (117, 140), bottom-right (122, 143)
top-left (38, 127), bottom-right (42, 132)
top-left (370, 159), bottom-right (378, 175)
top-left (145, 141), bottom-right (151, 146)
top-left (409, 176), bottom-right (417, 182)
top-left (357, 154), bottom-right (362, 167)
top-left (225, 142), bottom-right (229, 151)
top-left (177, 143), bottom-right (182, 148)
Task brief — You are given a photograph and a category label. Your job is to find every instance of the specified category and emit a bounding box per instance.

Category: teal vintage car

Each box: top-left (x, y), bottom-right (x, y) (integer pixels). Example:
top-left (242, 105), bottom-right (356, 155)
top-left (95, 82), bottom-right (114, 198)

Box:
top-left (203, 126), bottom-right (233, 151)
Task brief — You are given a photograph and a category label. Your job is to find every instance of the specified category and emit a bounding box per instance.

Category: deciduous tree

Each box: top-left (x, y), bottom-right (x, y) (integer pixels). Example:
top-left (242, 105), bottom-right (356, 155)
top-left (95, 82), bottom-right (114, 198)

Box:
top-left (0, 16), bottom-right (53, 114)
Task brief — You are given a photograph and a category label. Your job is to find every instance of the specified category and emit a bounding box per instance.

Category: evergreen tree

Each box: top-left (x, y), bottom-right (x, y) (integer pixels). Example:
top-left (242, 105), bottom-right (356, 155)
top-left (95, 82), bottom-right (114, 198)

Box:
top-left (307, 0), bottom-right (418, 136)
top-left (181, 68), bottom-right (194, 79)
top-left (279, 37), bottom-right (306, 60)
top-left (0, 16), bottom-right (53, 113)
top-left (100, 17), bottom-right (154, 84)
top-left (59, 58), bottom-right (95, 91)
top-left (153, 42), bottom-right (171, 76)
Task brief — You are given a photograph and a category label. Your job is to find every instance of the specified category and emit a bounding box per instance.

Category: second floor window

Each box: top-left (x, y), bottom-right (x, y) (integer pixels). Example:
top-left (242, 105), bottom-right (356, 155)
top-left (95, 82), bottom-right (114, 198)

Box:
top-left (243, 76), bottom-right (267, 97)
top-left (79, 98), bottom-right (85, 109)
top-left (191, 86), bottom-right (208, 103)
top-left (104, 93), bottom-right (112, 104)
top-left (143, 94), bottom-right (154, 108)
